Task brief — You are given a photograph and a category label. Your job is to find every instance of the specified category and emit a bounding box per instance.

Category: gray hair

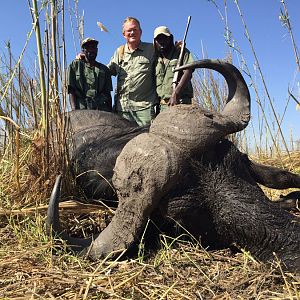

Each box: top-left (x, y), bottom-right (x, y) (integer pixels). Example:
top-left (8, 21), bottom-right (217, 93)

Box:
top-left (122, 17), bottom-right (141, 33)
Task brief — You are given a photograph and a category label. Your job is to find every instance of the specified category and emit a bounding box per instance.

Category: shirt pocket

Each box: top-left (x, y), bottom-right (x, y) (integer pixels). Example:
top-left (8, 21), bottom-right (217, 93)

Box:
top-left (155, 60), bottom-right (164, 76)
top-left (84, 68), bottom-right (96, 87)
top-left (137, 57), bottom-right (151, 73)
top-left (74, 65), bottom-right (84, 91)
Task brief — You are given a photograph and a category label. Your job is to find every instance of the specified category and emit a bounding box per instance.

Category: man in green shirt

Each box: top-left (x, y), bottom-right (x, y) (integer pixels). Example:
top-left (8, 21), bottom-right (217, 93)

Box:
top-left (67, 37), bottom-right (113, 111)
top-left (154, 26), bottom-right (194, 112)
top-left (108, 17), bottom-right (159, 126)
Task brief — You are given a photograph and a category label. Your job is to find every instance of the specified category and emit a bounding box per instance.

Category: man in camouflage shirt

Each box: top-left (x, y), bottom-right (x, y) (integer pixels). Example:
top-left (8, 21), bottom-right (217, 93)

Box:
top-left (67, 38), bottom-right (113, 111)
top-left (108, 17), bottom-right (158, 126)
top-left (154, 26), bottom-right (194, 112)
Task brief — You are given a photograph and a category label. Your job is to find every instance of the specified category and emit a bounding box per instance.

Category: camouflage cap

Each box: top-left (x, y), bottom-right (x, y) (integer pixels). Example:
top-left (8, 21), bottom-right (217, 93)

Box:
top-left (154, 26), bottom-right (172, 39)
top-left (81, 37), bottom-right (99, 48)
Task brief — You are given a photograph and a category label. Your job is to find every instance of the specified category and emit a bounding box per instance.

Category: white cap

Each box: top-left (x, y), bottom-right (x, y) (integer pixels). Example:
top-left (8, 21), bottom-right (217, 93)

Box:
top-left (154, 26), bottom-right (172, 39)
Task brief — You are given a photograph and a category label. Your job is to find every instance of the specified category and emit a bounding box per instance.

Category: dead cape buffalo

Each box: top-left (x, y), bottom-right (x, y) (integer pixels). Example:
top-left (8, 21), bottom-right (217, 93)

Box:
top-left (47, 59), bottom-right (300, 272)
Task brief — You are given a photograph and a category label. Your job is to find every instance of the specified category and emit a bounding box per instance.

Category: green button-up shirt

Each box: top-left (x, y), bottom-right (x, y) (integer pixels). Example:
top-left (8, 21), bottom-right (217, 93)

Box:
top-left (67, 59), bottom-right (113, 110)
top-left (108, 42), bottom-right (158, 112)
top-left (156, 47), bottom-right (194, 102)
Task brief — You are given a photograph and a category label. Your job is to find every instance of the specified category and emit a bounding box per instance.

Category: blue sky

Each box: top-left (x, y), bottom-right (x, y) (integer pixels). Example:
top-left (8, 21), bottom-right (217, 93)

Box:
top-left (0, 0), bottom-right (299, 148)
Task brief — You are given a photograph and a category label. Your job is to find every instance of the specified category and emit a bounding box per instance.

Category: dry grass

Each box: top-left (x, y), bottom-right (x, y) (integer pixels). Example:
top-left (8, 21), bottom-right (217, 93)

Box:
top-left (0, 219), bottom-right (300, 299)
top-left (0, 151), bottom-right (299, 299)
top-left (255, 152), bottom-right (300, 172)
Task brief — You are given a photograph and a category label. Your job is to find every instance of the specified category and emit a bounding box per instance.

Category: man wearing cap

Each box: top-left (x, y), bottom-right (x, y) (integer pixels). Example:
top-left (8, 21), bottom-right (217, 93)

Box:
top-left (67, 37), bottom-right (113, 111)
top-left (154, 26), bottom-right (194, 112)
top-left (108, 17), bottom-right (159, 126)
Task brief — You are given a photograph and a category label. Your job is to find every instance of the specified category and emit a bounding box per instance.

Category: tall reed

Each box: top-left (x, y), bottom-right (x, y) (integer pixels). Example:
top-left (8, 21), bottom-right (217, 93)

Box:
top-left (203, 0), bottom-right (299, 165)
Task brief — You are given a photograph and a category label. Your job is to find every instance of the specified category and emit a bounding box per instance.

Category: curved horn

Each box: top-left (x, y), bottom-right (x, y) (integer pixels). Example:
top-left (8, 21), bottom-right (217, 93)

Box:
top-left (175, 59), bottom-right (250, 129)
top-left (47, 175), bottom-right (93, 253)
top-left (150, 59), bottom-right (251, 154)
top-left (46, 175), bottom-right (62, 235)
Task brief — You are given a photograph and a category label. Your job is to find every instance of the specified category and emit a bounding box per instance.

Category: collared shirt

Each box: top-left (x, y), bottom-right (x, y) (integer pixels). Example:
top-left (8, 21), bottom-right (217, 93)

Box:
top-left (67, 59), bottom-right (113, 110)
top-left (108, 42), bottom-right (158, 112)
top-left (156, 46), bottom-right (194, 102)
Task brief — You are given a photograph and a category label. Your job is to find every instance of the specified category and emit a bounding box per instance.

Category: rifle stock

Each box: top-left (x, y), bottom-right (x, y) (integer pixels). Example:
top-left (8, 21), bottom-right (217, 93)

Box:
top-left (172, 16), bottom-right (191, 90)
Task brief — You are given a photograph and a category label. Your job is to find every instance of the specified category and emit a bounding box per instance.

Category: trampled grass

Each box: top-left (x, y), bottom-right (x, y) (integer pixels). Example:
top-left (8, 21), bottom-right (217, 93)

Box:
top-left (0, 151), bottom-right (300, 299)
top-left (0, 222), bottom-right (300, 299)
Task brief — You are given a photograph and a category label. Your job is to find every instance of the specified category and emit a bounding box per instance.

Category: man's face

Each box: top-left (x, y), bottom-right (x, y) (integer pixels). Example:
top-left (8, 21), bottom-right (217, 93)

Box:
top-left (123, 21), bottom-right (142, 44)
top-left (154, 34), bottom-right (172, 54)
top-left (82, 42), bottom-right (98, 61)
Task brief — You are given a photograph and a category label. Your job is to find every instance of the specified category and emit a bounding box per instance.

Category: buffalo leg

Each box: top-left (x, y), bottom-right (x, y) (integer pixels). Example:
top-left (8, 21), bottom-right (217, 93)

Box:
top-left (247, 159), bottom-right (300, 189)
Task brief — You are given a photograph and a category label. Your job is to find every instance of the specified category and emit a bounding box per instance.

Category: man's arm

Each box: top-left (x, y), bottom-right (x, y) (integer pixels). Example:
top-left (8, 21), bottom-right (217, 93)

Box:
top-left (169, 69), bottom-right (193, 106)
top-left (169, 48), bottom-right (194, 106)
top-left (67, 62), bottom-right (78, 110)
top-left (107, 49), bottom-right (119, 76)
top-left (102, 67), bottom-right (113, 111)
top-left (68, 89), bottom-right (77, 110)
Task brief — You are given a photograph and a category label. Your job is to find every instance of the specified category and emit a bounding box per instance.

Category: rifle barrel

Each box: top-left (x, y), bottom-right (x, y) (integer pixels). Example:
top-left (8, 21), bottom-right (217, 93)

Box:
top-left (172, 16), bottom-right (192, 86)
top-left (182, 16), bottom-right (191, 42)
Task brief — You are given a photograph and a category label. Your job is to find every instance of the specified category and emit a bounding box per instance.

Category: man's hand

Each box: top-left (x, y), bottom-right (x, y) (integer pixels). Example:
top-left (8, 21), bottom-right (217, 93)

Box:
top-left (168, 91), bottom-right (180, 106)
top-left (76, 52), bottom-right (86, 60)
top-left (175, 40), bottom-right (183, 49)
top-left (170, 69), bottom-right (193, 106)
